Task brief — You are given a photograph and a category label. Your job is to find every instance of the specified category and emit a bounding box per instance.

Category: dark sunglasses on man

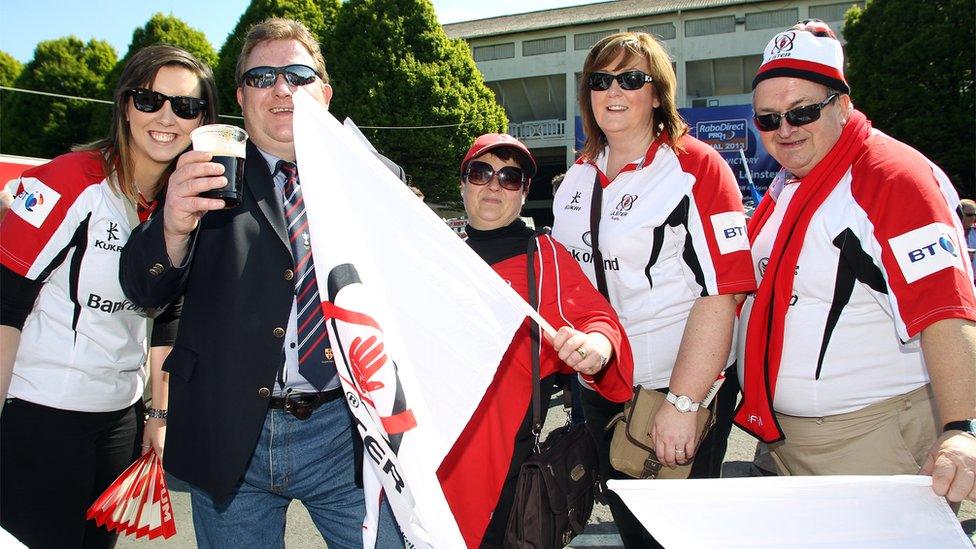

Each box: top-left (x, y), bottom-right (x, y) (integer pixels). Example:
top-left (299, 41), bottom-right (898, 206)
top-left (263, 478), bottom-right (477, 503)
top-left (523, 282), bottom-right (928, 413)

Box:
top-left (241, 64), bottom-right (320, 88)
top-left (587, 70), bottom-right (654, 91)
top-left (128, 88), bottom-right (206, 120)
top-left (753, 93), bottom-right (839, 132)
top-left (464, 160), bottom-right (528, 191)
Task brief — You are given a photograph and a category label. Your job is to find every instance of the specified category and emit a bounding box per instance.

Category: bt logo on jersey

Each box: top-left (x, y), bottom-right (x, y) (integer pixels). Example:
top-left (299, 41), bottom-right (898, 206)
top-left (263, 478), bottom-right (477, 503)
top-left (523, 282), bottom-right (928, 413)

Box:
top-left (890, 223), bottom-right (964, 283)
top-left (11, 177), bottom-right (61, 228)
top-left (907, 235), bottom-right (957, 263)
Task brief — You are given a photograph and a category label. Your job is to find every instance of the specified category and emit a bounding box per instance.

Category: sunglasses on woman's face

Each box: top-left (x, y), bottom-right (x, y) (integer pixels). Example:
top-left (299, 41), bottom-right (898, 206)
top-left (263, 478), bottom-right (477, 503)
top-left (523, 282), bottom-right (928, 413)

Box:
top-left (753, 93), bottom-right (839, 132)
top-left (128, 88), bottom-right (206, 120)
top-left (464, 160), bottom-right (527, 191)
top-left (587, 70), bottom-right (653, 91)
top-left (241, 64), bottom-right (320, 88)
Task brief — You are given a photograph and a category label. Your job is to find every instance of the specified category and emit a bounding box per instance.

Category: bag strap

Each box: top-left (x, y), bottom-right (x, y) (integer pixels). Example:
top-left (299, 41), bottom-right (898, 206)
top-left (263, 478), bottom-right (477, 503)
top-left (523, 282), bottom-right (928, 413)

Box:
top-left (527, 227), bottom-right (550, 452)
top-left (588, 172), bottom-right (609, 299)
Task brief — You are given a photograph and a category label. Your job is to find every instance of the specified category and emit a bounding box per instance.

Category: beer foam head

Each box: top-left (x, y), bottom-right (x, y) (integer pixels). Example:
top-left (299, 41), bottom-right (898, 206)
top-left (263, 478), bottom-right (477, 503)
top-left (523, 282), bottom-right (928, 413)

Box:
top-left (191, 124), bottom-right (248, 158)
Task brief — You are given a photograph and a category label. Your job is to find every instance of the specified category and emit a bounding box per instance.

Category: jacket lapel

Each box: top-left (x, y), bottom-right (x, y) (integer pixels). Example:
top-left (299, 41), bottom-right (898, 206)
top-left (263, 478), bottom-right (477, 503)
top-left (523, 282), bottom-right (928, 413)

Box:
top-left (244, 141), bottom-right (289, 252)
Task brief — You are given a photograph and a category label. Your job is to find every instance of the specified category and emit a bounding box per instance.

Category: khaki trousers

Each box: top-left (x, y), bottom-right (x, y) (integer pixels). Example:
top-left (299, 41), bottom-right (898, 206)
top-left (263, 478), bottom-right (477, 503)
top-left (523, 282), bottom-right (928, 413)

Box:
top-left (770, 384), bottom-right (938, 476)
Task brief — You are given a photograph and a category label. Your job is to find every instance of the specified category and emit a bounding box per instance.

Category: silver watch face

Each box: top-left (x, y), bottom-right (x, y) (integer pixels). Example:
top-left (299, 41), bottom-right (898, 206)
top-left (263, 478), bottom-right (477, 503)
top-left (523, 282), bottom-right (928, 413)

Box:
top-left (675, 395), bottom-right (693, 412)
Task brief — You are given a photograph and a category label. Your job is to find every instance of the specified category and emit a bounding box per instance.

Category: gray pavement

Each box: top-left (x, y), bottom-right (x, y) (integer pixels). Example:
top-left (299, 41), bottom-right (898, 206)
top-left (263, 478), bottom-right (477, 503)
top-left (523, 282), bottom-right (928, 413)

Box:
top-left (118, 392), bottom-right (976, 548)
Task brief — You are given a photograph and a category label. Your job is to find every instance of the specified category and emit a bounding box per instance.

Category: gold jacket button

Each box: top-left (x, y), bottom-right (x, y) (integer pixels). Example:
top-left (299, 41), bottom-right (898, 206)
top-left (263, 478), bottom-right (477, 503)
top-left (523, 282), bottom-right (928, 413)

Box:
top-left (284, 269), bottom-right (294, 281)
top-left (273, 327), bottom-right (285, 338)
top-left (257, 387), bottom-right (271, 398)
top-left (149, 263), bottom-right (164, 276)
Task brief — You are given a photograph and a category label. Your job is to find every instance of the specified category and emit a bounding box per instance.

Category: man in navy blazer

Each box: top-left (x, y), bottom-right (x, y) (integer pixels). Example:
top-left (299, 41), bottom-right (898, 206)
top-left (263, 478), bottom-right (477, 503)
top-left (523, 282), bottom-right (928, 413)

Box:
top-left (121, 18), bottom-right (403, 549)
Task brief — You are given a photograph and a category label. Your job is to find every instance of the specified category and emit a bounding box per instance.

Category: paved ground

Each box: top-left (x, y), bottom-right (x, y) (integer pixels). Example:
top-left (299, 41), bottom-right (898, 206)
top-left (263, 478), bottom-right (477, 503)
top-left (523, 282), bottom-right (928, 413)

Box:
top-left (118, 392), bottom-right (976, 548)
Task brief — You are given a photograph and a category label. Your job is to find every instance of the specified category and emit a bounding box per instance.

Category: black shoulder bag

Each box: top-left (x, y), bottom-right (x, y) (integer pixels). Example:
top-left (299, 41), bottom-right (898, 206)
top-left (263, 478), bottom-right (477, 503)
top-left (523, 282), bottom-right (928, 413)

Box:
top-left (504, 229), bottom-right (600, 549)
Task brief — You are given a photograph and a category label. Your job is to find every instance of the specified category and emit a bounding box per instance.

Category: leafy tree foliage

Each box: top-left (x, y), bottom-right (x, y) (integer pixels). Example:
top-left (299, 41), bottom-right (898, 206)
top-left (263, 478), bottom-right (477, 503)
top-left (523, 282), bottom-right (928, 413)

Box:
top-left (845, 0), bottom-right (974, 195)
top-left (0, 51), bottom-right (22, 86)
top-left (213, 0), bottom-right (329, 118)
top-left (1, 38), bottom-right (116, 158)
top-left (327, 0), bottom-right (507, 202)
top-left (108, 13), bottom-right (218, 89)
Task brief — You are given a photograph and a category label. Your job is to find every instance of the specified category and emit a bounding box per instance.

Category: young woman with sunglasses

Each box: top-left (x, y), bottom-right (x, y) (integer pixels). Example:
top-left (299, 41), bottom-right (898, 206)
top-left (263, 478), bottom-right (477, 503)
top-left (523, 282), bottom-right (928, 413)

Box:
top-left (438, 133), bottom-right (633, 548)
top-left (550, 32), bottom-right (756, 548)
top-left (0, 44), bottom-right (217, 548)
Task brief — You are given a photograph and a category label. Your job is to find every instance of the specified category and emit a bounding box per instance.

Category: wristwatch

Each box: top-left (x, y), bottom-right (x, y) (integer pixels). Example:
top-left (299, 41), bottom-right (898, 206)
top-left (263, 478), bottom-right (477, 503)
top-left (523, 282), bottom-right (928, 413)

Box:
top-left (942, 419), bottom-right (976, 435)
top-left (666, 392), bottom-right (700, 413)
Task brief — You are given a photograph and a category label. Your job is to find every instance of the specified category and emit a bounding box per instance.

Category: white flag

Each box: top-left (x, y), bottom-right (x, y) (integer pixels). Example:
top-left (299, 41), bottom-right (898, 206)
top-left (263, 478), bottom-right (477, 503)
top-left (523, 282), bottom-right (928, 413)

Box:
top-left (609, 476), bottom-right (971, 548)
top-left (293, 90), bottom-right (536, 548)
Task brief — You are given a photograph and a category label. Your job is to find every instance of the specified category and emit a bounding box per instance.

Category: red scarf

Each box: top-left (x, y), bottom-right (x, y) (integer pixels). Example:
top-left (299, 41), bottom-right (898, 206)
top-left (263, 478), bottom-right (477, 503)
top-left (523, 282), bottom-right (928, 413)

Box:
top-left (733, 110), bottom-right (871, 443)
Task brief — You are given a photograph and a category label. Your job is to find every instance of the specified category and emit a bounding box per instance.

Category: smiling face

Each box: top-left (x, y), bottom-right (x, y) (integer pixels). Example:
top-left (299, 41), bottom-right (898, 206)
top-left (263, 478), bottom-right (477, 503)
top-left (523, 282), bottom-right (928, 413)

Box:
top-left (236, 39), bottom-right (333, 161)
top-left (590, 51), bottom-right (660, 148)
top-left (462, 152), bottom-right (527, 230)
top-left (126, 64), bottom-right (204, 177)
top-left (753, 77), bottom-right (850, 178)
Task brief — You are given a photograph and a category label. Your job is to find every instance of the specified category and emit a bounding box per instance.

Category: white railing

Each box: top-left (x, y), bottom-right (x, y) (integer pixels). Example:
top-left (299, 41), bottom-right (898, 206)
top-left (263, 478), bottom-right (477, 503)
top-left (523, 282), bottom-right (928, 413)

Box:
top-left (508, 119), bottom-right (566, 140)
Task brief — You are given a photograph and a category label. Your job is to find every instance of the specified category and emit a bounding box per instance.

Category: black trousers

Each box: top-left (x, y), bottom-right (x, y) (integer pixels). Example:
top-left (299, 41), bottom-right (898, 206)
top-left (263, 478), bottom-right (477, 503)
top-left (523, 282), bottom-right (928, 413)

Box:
top-left (581, 366), bottom-right (740, 549)
top-left (1, 398), bottom-right (143, 549)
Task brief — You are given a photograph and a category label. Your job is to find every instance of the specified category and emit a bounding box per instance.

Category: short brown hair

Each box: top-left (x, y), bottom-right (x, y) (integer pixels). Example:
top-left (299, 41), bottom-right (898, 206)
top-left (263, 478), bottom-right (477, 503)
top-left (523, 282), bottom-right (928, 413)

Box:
top-left (235, 18), bottom-right (329, 86)
top-left (75, 44), bottom-right (218, 204)
top-left (578, 32), bottom-right (687, 161)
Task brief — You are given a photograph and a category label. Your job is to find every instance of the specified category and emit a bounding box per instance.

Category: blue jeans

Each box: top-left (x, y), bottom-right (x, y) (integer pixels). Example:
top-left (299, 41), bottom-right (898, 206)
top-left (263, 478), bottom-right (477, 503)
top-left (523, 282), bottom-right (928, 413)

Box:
top-left (188, 398), bottom-right (402, 548)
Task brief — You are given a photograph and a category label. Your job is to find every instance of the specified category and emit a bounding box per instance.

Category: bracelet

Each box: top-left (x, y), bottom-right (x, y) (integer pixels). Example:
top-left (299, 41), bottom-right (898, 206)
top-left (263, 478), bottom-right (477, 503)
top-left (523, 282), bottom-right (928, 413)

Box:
top-left (147, 407), bottom-right (168, 420)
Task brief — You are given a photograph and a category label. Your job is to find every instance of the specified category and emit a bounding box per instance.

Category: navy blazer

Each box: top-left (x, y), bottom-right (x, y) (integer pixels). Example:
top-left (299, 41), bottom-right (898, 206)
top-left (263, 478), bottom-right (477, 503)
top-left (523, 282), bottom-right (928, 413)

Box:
top-left (120, 141), bottom-right (405, 501)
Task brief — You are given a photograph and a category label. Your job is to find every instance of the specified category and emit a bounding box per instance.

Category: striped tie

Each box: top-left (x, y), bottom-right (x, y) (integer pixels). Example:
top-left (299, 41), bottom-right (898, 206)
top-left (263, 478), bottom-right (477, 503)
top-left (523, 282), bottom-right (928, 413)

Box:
top-left (279, 161), bottom-right (335, 390)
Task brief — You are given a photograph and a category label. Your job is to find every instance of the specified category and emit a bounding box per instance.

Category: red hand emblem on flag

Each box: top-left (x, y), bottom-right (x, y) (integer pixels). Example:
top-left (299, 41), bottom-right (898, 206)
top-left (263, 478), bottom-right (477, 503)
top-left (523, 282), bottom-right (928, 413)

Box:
top-left (349, 335), bottom-right (387, 393)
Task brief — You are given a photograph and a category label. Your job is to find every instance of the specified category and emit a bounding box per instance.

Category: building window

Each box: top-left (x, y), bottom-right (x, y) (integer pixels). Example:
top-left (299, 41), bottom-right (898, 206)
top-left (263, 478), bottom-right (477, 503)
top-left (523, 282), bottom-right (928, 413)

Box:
top-left (745, 8), bottom-right (799, 31)
top-left (628, 23), bottom-right (677, 40)
top-left (809, 2), bottom-right (864, 22)
top-left (523, 36), bottom-right (567, 56)
top-left (686, 54), bottom-right (762, 98)
top-left (473, 43), bottom-right (515, 62)
top-left (574, 29), bottom-right (618, 50)
top-left (684, 15), bottom-right (736, 37)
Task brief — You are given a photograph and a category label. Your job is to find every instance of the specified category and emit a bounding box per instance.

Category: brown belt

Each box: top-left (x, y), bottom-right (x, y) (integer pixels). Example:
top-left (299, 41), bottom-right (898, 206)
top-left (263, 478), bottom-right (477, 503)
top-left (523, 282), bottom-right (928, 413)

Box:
top-left (269, 388), bottom-right (344, 420)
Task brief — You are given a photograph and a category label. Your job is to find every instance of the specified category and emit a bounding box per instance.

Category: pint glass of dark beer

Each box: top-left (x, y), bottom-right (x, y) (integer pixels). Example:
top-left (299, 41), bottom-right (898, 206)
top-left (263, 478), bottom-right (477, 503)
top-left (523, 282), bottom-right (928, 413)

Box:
top-left (191, 124), bottom-right (248, 208)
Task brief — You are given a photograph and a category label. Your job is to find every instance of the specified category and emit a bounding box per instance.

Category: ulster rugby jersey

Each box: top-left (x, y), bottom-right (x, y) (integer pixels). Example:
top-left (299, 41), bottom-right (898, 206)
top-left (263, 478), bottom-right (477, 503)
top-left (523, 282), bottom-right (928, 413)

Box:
top-left (736, 131), bottom-right (976, 417)
top-left (552, 134), bottom-right (755, 388)
top-left (1, 152), bottom-right (152, 412)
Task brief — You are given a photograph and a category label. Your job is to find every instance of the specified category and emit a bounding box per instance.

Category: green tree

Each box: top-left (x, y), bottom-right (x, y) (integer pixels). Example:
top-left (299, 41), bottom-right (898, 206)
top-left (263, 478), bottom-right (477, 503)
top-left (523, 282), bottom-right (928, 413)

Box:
top-left (214, 0), bottom-right (328, 117)
top-left (845, 0), bottom-right (975, 195)
top-left (0, 51), bottom-right (22, 86)
top-left (327, 0), bottom-right (507, 202)
top-left (107, 13), bottom-right (218, 89)
top-left (0, 37), bottom-right (116, 158)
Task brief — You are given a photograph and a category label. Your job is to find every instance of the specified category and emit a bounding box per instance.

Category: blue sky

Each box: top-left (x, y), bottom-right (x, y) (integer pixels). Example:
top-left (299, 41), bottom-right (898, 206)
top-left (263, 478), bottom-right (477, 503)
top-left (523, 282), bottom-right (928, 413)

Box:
top-left (0, 0), bottom-right (607, 63)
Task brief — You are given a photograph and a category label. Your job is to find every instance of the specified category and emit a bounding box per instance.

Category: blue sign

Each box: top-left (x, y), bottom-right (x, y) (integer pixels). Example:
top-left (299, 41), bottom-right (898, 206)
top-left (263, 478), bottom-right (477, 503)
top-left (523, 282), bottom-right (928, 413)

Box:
top-left (680, 104), bottom-right (780, 206)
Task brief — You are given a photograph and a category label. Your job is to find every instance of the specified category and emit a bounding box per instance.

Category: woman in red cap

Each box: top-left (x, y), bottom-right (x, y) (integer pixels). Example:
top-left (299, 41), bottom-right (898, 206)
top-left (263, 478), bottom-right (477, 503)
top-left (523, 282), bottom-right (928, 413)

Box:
top-left (437, 133), bottom-right (633, 548)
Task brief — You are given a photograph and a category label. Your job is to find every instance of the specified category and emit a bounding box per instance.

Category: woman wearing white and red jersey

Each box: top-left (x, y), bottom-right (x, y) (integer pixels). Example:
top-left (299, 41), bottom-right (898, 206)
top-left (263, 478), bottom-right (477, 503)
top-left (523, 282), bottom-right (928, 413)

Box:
top-left (0, 46), bottom-right (217, 548)
top-left (552, 32), bottom-right (755, 547)
top-left (438, 134), bottom-right (633, 548)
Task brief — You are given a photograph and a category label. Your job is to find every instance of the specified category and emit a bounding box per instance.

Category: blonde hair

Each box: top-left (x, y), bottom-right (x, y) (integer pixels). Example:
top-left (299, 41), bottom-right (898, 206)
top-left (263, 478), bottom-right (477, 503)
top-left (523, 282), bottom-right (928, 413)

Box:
top-left (236, 18), bottom-right (329, 85)
top-left (578, 31), bottom-right (687, 161)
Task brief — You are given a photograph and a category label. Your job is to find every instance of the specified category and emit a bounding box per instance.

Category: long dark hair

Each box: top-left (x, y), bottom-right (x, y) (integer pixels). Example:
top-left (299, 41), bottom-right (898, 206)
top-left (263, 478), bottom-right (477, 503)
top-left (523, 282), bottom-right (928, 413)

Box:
top-left (75, 45), bottom-right (218, 204)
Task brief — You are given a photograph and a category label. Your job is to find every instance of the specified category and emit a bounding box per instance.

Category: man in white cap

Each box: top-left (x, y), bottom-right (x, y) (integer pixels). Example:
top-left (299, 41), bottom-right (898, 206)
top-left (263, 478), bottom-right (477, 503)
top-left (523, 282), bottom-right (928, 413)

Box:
top-left (734, 19), bottom-right (976, 502)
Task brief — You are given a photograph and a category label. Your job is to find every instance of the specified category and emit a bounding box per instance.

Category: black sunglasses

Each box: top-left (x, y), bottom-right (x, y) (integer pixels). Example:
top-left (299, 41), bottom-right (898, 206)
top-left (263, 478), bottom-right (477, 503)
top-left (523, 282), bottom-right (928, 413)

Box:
top-left (128, 88), bottom-right (206, 120)
top-left (241, 64), bottom-right (320, 88)
top-left (753, 93), bottom-right (839, 132)
top-left (464, 160), bottom-right (528, 191)
top-left (587, 70), bottom-right (654, 91)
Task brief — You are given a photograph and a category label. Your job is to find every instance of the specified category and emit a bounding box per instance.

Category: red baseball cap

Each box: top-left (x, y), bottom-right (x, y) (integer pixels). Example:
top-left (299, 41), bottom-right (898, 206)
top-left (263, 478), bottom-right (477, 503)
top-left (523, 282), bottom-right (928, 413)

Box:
top-left (460, 133), bottom-right (537, 180)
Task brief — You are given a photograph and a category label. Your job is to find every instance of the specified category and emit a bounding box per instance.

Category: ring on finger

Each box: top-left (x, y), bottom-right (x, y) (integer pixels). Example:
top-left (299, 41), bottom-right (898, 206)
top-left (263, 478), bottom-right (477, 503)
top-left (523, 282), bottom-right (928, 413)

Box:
top-left (576, 346), bottom-right (587, 360)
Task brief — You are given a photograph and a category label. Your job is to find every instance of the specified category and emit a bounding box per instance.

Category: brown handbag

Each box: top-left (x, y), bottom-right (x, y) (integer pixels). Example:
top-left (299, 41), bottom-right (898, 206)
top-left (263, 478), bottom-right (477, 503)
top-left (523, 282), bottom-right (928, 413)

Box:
top-left (606, 387), bottom-right (715, 479)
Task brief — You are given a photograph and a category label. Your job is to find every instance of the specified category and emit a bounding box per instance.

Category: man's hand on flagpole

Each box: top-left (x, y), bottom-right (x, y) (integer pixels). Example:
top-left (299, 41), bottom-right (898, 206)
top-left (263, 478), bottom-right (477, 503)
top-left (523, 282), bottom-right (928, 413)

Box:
top-left (162, 150), bottom-right (228, 265)
top-left (920, 430), bottom-right (976, 502)
top-left (551, 327), bottom-right (612, 376)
